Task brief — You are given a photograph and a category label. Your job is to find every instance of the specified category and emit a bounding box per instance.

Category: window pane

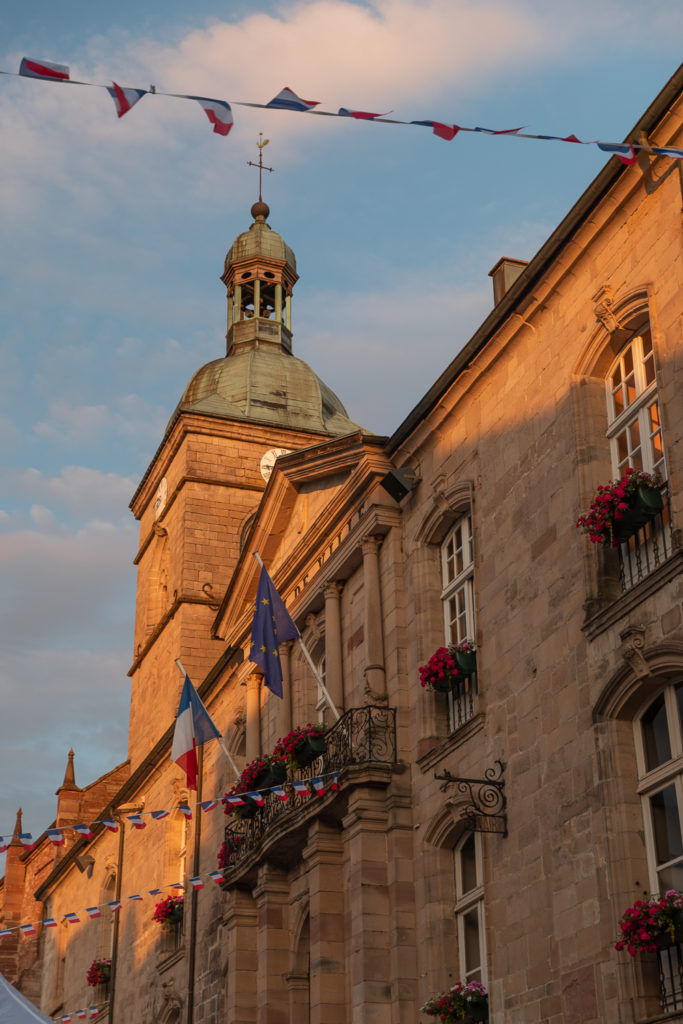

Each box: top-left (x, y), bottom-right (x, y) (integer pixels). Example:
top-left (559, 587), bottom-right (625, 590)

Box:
top-left (650, 785), bottom-right (683, 865)
top-left (617, 430), bottom-right (628, 464)
top-left (460, 835), bottom-right (478, 894)
top-left (642, 693), bottom-right (672, 770)
top-left (642, 329), bottom-right (653, 357)
top-left (463, 909), bottom-right (481, 977)
top-left (624, 348), bottom-right (634, 376)
top-left (658, 862), bottom-right (683, 893)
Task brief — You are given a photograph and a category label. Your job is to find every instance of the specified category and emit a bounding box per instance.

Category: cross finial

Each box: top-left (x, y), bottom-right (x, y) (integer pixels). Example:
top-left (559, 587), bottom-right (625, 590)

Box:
top-left (247, 133), bottom-right (274, 202)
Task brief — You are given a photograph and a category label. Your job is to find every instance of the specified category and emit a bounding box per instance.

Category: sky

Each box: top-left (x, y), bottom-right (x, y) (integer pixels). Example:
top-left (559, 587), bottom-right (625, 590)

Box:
top-left (0, 0), bottom-right (682, 854)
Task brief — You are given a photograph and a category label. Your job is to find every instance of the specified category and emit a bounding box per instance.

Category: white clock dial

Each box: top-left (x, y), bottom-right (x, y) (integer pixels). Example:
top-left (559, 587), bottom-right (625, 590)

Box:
top-left (260, 448), bottom-right (292, 482)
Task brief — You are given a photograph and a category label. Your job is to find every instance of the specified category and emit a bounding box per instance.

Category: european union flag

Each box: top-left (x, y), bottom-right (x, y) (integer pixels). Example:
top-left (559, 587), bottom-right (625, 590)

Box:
top-left (249, 565), bottom-right (300, 697)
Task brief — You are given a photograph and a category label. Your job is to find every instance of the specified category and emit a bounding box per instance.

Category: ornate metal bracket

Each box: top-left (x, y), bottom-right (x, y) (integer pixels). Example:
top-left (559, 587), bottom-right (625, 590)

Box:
top-left (435, 759), bottom-right (507, 836)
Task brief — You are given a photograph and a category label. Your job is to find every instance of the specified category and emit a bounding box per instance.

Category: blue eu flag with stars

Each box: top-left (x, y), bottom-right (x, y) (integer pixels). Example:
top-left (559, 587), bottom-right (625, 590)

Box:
top-left (249, 565), bottom-right (300, 697)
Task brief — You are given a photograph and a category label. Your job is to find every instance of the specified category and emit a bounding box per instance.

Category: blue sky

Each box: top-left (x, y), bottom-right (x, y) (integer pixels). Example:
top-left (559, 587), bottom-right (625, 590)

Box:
top-left (0, 0), bottom-right (681, 851)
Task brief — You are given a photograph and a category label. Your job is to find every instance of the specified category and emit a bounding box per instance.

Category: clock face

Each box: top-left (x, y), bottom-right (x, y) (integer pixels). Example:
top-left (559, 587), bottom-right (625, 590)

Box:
top-left (260, 448), bottom-right (292, 482)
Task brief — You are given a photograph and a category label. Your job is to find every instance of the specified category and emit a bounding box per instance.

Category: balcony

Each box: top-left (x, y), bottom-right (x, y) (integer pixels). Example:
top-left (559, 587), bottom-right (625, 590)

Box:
top-left (658, 942), bottom-right (683, 1012)
top-left (222, 705), bottom-right (397, 879)
top-left (620, 490), bottom-right (674, 590)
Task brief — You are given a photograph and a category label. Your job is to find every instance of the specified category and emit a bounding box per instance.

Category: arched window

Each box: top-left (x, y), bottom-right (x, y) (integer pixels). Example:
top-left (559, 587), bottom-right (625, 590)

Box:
top-left (636, 683), bottom-right (683, 894)
top-left (441, 514), bottom-right (477, 730)
top-left (606, 322), bottom-right (666, 479)
top-left (604, 319), bottom-right (672, 590)
top-left (454, 833), bottom-right (487, 985)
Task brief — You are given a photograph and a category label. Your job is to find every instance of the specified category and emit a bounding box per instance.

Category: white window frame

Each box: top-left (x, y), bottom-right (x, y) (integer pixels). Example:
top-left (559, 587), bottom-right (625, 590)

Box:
top-left (441, 514), bottom-right (475, 645)
top-left (605, 324), bottom-right (666, 480)
top-left (635, 684), bottom-right (683, 895)
top-left (454, 832), bottom-right (487, 986)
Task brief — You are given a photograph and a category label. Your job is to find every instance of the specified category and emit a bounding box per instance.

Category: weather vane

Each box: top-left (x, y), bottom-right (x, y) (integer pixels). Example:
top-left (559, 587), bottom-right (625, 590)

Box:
top-left (247, 133), bottom-right (274, 202)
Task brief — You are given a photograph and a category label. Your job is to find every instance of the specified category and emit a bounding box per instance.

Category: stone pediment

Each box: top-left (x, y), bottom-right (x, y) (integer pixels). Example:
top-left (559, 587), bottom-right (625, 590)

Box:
top-left (212, 431), bottom-right (393, 648)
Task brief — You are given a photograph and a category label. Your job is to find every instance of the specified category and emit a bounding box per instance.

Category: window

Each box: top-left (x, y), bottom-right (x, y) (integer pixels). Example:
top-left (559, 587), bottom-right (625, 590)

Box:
top-left (606, 324), bottom-right (665, 478)
top-left (454, 833), bottom-right (487, 985)
top-left (605, 323), bottom-right (672, 589)
top-left (636, 684), bottom-right (683, 894)
top-left (441, 515), bottom-right (476, 729)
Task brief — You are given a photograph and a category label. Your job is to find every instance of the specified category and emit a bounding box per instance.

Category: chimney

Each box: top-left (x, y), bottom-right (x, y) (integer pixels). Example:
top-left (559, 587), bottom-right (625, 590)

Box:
top-left (488, 257), bottom-right (528, 305)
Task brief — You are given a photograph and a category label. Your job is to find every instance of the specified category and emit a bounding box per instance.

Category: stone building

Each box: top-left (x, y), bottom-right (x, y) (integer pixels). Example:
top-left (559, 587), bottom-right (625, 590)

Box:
top-left (1, 64), bottom-right (683, 1024)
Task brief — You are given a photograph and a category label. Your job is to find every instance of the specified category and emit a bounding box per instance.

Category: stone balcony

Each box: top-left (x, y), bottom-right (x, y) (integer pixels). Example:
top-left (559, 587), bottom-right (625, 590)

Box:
top-left (221, 705), bottom-right (397, 884)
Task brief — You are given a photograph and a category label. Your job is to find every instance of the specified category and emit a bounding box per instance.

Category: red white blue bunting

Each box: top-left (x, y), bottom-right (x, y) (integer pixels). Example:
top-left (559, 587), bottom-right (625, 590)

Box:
top-left (2, 56), bottom-right (681, 161)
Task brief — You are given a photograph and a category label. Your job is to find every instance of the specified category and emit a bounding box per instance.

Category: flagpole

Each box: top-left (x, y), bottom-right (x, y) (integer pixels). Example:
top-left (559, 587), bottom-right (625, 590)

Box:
top-left (253, 552), bottom-right (341, 722)
top-left (174, 660), bottom-right (241, 780)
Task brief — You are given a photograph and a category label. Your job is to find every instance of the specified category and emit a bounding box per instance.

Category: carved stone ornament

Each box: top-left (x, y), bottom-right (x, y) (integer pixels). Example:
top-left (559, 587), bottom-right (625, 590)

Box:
top-left (620, 623), bottom-right (652, 680)
top-left (593, 285), bottom-right (624, 335)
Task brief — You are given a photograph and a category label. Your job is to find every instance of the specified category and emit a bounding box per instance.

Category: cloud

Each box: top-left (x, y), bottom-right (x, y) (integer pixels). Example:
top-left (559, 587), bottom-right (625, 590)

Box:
top-left (33, 395), bottom-right (169, 447)
top-left (12, 466), bottom-right (136, 520)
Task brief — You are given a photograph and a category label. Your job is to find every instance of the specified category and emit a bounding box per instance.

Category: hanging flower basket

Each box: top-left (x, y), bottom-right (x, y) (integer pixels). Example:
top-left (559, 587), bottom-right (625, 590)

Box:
top-left (86, 958), bottom-right (111, 987)
top-left (261, 754), bottom-right (288, 788)
top-left (421, 980), bottom-right (488, 1022)
top-left (152, 895), bottom-right (184, 930)
top-left (453, 641), bottom-right (477, 676)
top-left (274, 725), bottom-right (326, 769)
top-left (576, 469), bottom-right (663, 547)
top-left (615, 890), bottom-right (683, 956)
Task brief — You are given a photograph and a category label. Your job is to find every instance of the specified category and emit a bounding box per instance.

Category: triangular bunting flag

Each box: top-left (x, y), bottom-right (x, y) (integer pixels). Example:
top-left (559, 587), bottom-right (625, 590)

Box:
top-left (107, 82), bottom-right (147, 118)
top-left (266, 87), bottom-right (319, 112)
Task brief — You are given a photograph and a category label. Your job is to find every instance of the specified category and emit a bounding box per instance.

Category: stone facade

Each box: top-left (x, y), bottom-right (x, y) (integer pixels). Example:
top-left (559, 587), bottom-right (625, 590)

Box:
top-left (2, 67), bottom-right (683, 1024)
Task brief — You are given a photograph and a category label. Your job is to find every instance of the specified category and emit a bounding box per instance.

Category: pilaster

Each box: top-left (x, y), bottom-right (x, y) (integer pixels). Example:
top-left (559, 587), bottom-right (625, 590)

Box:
top-left (224, 888), bottom-right (258, 1024)
top-left (361, 536), bottom-right (386, 701)
top-left (254, 865), bottom-right (290, 1024)
top-left (324, 582), bottom-right (345, 713)
top-left (303, 821), bottom-right (347, 1024)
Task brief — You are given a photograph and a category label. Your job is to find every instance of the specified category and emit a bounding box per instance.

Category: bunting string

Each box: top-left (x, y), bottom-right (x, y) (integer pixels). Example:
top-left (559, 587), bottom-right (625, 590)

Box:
top-left (2, 58), bottom-right (682, 163)
top-left (0, 771), bottom-right (338, 855)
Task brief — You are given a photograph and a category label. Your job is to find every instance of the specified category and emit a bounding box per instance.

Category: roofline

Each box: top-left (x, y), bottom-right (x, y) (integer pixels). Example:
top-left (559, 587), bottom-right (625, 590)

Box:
top-left (387, 62), bottom-right (683, 456)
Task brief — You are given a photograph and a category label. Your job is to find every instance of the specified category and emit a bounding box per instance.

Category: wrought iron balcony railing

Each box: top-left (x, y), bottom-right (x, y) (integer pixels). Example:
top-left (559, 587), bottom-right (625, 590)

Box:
top-left (658, 941), bottom-right (683, 1010)
top-left (619, 490), bottom-right (674, 590)
top-left (222, 705), bottom-right (396, 872)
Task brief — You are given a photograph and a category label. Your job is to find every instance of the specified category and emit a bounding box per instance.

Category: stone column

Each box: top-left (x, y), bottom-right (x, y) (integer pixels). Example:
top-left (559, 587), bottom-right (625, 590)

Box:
top-left (277, 641), bottom-right (294, 740)
top-left (361, 536), bottom-right (386, 701)
top-left (234, 284), bottom-right (242, 320)
top-left (254, 279), bottom-right (261, 318)
top-left (224, 889), bottom-right (258, 1024)
top-left (285, 293), bottom-right (292, 330)
top-left (246, 674), bottom-right (261, 762)
top-left (342, 789), bottom-right (392, 1024)
top-left (254, 865), bottom-right (290, 1024)
top-left (275, 283), bottom-right (283, 323)
top-left (324, 582), bottom-right (344, 714)
top-left (303, 821), bottom-right (346, 1024)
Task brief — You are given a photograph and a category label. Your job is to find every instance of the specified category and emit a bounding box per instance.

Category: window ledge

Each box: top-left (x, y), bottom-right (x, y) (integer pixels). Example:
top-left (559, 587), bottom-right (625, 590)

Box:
top-left (582, 548), bottom-right (683, 642)
top-left (156, 946), bottom-right (184, 974)
top-left (417, 711), bottom-right (485, 773)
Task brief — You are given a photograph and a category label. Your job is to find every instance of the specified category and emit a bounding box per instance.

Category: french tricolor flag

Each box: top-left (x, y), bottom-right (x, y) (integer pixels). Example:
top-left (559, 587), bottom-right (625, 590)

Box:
top-left (330, 772), bottom-right (339, 791)
top-left (169, 882), bottom-right (184, 891)
top-left (0, 929), bottom-right (13, 938)
top-left (266, 87), bottom-right (318, 112)
top-left (171, 675), bottom-right (222, 790)
top-left (338, 108), bottom-right (385, 120)
top-left (46, 828), bottom-right (65, 846)
top-left (43, 918), bottom-right (58, 929)
top-left (107, 901), bottom-right (121, 913)
top-left (19, 57), bottom-right (70, 82)
top-left (246, 792), bottom-right (265, 807)
top-left (85, 907), bottom-right (101, 919)
top-left (20, 924), bottom-right (36, 936)
top-left (65, 913), bottom-right (79, 924)
top-left (148, 889), bottom-right (163, 896)
top-left (271, 786), bottom-right (288, 802)
top-left (411, 120), bottom-right (460, 141)
top-left (18, 833), bottom-right (35, 850)
top-left (189, 877), bottom-right (204, 890)
top-left (128, 894), bottom-right (143, 902)
top-left (188, 97), bottom-right (233, 136)
top-left (223, 795), bottom-right (245, 809)
top-left (89, 1009), bottom-right (100, 1019)
top-left (74, 824), bottom-right (93, 839)
top-left (100, 819), bottom-right (119, 832)
top-left (127, 815), bottom-right (146, 830)
top-left (199, 800), bottom-right (217, 813)
top-left (151, 810), bottom-right (170, 821)
top-left (474, 124), bottom-right (524, 135)
top-left (311, 777), bottom-right (325, 796)
top-left (290, 781), bottom-right (310, 796)
top-left (178, 804), bottom-right (193, 819)
top-left (0, 838), bottom-right (7, 854)
top-left (208, 871), bottom-right (224, 884)
top-left (107, 82), bottom-right (146, 118)
top-left (75, 1012), bottom-right (87, 1020)
top-left (597, 141), bottom-right (638, 165)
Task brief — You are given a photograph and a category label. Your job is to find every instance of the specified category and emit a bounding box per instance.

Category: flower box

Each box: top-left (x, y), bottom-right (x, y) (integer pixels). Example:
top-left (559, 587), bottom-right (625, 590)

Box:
top-left (576, 469), bottom-right (663, 547)
top-left (419, 642), bottom-right (476, 691)
top-left (615, 889), bottom-right (683, 956)
top-left (421, 980), bottom-right (488, 1022)
top-left (295, 734), bottom-right (326, 769)
top-left (152, 895), bottom-right (184, 929)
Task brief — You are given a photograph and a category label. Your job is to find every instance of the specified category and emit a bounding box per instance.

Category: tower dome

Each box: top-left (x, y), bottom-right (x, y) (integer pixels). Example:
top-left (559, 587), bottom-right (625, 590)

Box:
top-left (168, 202), bottom-right (363, 437)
